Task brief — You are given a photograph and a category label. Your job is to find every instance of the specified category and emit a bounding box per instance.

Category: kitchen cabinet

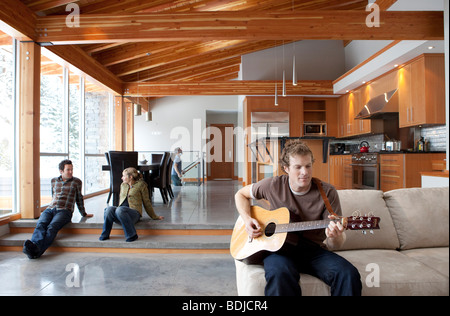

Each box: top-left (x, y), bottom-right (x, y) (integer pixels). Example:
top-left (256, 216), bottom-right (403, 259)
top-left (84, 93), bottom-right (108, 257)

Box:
top-left (329, 154), bottom-right (352, 190)
top-left (337, 86), bottom-right (384, 137)
top-left (380, 153), bottom-right (446, 191)
top-left (398, 54), bottom-right (445, 127)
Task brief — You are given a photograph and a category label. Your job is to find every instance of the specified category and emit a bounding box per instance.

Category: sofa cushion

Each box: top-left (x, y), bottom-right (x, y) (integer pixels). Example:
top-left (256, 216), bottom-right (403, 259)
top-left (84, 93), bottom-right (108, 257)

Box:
top-left (337, 190), bottom-right (400, 250)
top-left (235, 249), bottom-right (449, 296)
top-left (384, 187), bottom-right (449, 250)
top-left (401, 247), bottom-right (449, 278)
top-left (338, 249), bottom-right (449, 296)
top-left (234, 259), bottom-right (330, 296)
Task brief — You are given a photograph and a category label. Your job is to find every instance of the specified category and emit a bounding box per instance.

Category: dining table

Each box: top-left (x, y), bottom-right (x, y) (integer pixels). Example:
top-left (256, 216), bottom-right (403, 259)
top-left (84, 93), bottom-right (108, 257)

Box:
top-left (102, 163), bottom-right (160, 200)
top-left (102, 163), bottom-right (159, 173)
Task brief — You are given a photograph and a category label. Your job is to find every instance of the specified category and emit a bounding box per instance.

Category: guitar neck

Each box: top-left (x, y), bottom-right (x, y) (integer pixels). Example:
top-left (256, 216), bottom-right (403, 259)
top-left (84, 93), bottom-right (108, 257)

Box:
top-left (275, 219), bottom-right (334, 233)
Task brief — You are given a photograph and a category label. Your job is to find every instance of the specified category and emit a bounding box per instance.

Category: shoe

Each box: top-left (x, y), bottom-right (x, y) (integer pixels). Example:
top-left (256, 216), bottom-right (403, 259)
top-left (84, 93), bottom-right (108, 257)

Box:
top-left (23, 240), bottom-right (39, 259)
top-left (99, 235), bottom-right (110, 241)
top-left (126, 235), bottom-right (138, 242)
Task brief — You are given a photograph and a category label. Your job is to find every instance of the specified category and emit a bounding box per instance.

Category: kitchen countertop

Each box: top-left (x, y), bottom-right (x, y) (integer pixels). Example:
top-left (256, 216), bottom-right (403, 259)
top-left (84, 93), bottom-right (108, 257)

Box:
top-left (330, 151), bottom-right (446, 155)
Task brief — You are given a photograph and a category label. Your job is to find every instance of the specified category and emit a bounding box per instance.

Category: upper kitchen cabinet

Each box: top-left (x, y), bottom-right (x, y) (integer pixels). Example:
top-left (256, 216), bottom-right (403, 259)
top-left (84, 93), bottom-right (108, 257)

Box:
top-left (398, 54), bottom-right (445, 128)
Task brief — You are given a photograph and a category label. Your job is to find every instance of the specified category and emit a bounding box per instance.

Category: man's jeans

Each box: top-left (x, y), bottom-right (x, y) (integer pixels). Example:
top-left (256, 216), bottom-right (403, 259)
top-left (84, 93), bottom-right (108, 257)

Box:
top-left (100, 206), bottom-right (141, 241)
top-left (31, 208), bottom-right (72, 256)
top-left (263, 238), bottom-right (362, 296)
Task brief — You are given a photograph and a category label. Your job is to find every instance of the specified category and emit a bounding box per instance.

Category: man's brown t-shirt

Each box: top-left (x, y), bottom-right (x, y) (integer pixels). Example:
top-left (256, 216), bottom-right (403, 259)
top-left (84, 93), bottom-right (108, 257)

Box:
top-left (251, 175), bottom-right (342, 247)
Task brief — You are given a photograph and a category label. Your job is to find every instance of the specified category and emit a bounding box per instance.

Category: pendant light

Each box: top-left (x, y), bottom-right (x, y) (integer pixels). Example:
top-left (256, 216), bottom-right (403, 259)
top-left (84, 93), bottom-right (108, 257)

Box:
top-left (274, 41), bottom-right (278, 106)
top-left (282, 43), bottom-right (286, 97)
top-left (145, 111), bottom-right (152, 121)
top-left (292, 55), bottom-right (297, 86)
top-left (274, 82), bottom-right (278, 106)
top-left (134, 103), bottom-right (141, 116)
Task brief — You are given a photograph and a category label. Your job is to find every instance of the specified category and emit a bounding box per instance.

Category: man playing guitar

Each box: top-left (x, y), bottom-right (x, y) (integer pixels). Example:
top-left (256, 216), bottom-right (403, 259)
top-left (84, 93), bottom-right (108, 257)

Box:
top-left (234, 140), bottom-right (362, 296)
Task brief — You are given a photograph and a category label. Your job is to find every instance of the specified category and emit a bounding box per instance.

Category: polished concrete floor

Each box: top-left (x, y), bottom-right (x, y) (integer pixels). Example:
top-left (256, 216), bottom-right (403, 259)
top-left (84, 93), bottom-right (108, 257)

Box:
top-left (0, 180), bottom-right (243, 296)
top-left (71, 180), bottom-right (242, 226)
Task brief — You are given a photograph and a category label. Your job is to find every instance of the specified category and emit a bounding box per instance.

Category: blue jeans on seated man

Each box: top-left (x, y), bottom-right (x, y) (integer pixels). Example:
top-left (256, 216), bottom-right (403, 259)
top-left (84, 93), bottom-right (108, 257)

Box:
top-left (25, 208), bottom-right (72, 258)
top-left (263, 238), bottom-right (362, 296)
top-left (100, 206), bottom-right (141, 242)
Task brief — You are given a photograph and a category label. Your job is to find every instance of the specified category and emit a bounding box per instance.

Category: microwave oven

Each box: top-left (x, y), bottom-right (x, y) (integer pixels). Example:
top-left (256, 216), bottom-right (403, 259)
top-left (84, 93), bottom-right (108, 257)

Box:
top-left (304, 122), bottom-right (327, 136)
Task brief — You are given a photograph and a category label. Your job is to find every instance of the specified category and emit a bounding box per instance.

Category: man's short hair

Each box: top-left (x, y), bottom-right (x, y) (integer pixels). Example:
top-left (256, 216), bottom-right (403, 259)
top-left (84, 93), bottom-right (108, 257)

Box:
top-left (280, 140), bottom-right (315, 168)
top-left (59, 159), bottom-right (73, 171)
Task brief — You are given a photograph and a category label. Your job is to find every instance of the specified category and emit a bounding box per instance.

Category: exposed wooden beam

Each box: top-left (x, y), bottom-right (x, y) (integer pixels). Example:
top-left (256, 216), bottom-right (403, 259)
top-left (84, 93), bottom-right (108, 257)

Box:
top-left (35, 11), bottom-right (444, 44)
top-left (119, 40), bottom-right (285, 82)
top-left (109, 40), bottom-right (246, 77)
top-left (123, 80), bottom-right (334, 96)
top-left (46, 45), bottom-right (123, 94)
top-left (0, 0), bottom-right (37, 41)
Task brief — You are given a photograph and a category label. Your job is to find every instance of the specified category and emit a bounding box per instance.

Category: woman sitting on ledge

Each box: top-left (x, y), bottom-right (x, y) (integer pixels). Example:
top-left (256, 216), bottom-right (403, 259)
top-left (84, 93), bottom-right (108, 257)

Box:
top-left (99, 167), bottom-right (164, 242)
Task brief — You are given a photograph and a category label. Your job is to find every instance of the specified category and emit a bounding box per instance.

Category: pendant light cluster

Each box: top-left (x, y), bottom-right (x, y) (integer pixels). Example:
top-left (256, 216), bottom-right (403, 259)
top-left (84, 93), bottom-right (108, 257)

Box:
top-left (274, 42), bottom-right (298, 106)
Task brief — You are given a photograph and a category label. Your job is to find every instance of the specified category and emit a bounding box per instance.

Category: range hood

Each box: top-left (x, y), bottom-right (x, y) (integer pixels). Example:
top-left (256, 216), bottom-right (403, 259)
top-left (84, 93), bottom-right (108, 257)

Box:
top-left (355, 89), bottom-right (399, 120)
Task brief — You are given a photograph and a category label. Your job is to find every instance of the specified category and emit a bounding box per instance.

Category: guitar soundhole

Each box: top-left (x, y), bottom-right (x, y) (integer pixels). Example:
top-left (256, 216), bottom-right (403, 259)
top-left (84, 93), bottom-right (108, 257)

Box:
top-left (265, 222), bottom-right (276, 237)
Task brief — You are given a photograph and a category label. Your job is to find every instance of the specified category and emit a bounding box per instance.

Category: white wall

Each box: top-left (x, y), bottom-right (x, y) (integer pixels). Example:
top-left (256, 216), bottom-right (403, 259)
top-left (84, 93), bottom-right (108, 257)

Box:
top-left (134, 95), bottom-right (241, 176)
top-left (241, 40), bottom-right (345, 81)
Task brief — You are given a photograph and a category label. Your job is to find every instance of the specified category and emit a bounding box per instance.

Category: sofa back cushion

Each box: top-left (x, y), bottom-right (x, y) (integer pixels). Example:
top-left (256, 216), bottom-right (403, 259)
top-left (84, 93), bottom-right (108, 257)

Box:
top-left (337, 190), bottom-right (400, 250)
top-left (384, 187), bottom-right (449, 250)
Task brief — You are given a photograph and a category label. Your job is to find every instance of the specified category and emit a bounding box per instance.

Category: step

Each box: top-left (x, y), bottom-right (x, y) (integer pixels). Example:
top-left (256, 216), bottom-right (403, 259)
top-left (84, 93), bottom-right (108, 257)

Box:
top-left (0, 233), bottom-right (232, 254)
top-left (8, 219), bottom-right (234, 236)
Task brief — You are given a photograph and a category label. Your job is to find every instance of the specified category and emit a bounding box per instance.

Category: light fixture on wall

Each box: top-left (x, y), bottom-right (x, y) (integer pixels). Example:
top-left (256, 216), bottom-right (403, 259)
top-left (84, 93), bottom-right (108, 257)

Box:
top-left (134, 103), bottom-right (142, 116)
top-left (145, 111), bottom-right (152, 121)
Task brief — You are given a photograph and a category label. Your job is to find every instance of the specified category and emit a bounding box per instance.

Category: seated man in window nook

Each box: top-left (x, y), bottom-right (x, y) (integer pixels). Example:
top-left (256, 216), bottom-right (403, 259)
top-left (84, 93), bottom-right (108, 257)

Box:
top-left (23, 159), bottom-right (93, 259)
top-left (234, 140), bottom-right (362, 296)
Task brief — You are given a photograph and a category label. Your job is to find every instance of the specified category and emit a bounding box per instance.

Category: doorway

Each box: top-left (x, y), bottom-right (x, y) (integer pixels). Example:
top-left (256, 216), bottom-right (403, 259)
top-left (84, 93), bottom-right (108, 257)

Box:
top-left (207, 124), bottom-right (235, 180)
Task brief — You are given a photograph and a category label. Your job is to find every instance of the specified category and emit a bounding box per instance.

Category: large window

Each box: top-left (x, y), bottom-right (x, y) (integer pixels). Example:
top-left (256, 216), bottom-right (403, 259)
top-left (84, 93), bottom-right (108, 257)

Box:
top-left (84, 79), bottom-right (112, 194)
top-left (40, 58), bottom-right (66, 205)
top-left (40, 50), bottom-right (114, 206)
top-left (0, 32), bottom-right (16, 216)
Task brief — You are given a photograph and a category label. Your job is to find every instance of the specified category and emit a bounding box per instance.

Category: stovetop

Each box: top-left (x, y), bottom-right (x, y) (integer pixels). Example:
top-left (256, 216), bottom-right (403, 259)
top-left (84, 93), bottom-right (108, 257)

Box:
top-left (352, 152), bottom-right (379, 164)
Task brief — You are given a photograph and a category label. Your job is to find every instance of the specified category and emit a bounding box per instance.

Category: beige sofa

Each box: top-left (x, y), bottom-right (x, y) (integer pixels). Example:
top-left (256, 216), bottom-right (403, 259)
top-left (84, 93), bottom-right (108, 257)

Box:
top-left (235, 187), bottom-right (449, 296)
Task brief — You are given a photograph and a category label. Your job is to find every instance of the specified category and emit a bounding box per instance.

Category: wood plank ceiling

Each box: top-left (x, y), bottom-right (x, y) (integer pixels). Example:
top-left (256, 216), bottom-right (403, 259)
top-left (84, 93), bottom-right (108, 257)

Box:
top-left (17, 0), bottom-right (376, 98)
top-left (14, 0), bottom-right (442, 101)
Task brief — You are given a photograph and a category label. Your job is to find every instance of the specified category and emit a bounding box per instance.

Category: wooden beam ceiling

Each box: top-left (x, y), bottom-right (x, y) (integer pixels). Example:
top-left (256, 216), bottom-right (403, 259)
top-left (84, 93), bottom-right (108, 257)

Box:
top-left (2, 0), bottom-right (444, 98)
top-left (123, 80), bottom-right (334, 96)
top-left (35, 11), bottom-right (444, 44)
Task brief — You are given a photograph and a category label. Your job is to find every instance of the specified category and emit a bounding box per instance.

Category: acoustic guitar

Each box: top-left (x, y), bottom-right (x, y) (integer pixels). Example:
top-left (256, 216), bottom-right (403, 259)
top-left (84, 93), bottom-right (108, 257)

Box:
top-left (230, 206), bottom-right (380, 264)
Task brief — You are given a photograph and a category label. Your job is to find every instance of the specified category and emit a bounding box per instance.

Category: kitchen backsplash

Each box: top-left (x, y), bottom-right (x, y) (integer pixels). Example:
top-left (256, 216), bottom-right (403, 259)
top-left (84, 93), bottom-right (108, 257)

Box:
top-left (421, 125), bottom-right (447, 152)
top-left (329, 125), bottom-right (447, 153)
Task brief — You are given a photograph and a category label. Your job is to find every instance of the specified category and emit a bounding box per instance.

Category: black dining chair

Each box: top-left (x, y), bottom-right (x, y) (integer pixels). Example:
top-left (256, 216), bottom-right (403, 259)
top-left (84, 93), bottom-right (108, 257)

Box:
top-left (166, 153), bottom-right (174, 199)
top-left (151, 153), bottom-right (163, 164)
top-left (149, 151), bottom-right (170, 204)
top-left (105, 152), bottom-right (113, 204)
top-left (108, 151), bottom-right (138, 206)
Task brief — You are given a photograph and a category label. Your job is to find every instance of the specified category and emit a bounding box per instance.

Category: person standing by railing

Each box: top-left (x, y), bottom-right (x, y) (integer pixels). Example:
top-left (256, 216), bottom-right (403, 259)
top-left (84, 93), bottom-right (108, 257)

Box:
top-left (171, 147), bottom-right (184, 186)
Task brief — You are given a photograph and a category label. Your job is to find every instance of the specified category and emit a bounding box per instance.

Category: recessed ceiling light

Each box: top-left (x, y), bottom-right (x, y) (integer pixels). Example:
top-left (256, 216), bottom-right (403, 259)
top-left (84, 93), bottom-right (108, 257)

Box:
top-left (362, 81), bottom-right (366, 84)
top-left (428, 46), bottom-right (435, 50)
top-left (394, 64), bottom-right (398, 68)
